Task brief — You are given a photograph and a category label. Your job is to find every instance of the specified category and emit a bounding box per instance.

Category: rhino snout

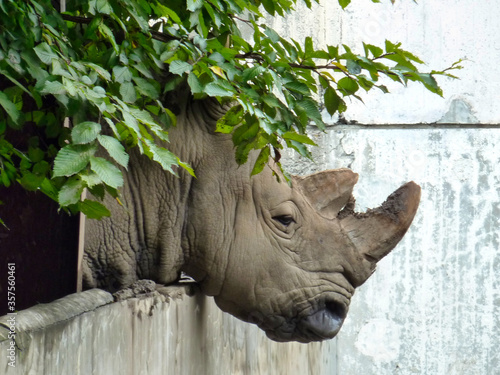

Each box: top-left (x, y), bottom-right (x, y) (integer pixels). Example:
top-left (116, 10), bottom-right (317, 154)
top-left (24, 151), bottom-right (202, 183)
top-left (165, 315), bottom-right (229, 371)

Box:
top-left (264, 300), bottom-right (348, 343)
top-left (299, 301), bottom-right (347, 342)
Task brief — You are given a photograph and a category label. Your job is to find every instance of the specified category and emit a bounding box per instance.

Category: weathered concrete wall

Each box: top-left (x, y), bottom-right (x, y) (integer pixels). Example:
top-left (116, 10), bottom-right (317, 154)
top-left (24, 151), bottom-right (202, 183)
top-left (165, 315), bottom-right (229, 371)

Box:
top-left (266, 0), bottom-right (500, 125)
top-left (0, 287), bottom-right (338, 375)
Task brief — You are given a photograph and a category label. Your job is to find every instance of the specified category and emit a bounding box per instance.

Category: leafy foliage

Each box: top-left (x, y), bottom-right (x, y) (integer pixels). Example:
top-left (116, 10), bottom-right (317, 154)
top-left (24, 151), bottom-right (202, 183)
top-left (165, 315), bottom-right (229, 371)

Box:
top-left (0, 0), bottom-right (461, 219)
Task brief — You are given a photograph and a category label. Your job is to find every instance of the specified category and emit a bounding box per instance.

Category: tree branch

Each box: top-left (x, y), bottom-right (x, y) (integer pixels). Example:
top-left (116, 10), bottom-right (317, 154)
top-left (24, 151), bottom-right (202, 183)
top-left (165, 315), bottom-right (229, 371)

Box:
top-left (61, 14), bottom-right (177, 43)
top-left (61, 14), bottom-right (92, 24)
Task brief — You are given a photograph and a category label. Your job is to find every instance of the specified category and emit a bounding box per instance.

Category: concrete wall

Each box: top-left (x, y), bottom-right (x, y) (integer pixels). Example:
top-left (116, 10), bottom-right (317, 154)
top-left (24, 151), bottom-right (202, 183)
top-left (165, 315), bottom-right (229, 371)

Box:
top-left (266, 0), bottom-right (500, 125)
top-left (0, 287), bottom-right (338, 375)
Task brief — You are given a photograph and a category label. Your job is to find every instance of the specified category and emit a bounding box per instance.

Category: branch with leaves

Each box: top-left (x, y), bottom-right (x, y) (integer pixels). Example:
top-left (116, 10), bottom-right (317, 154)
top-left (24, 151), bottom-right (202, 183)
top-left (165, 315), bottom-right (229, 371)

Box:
top-left (0, 0), bottom-right (461, 221)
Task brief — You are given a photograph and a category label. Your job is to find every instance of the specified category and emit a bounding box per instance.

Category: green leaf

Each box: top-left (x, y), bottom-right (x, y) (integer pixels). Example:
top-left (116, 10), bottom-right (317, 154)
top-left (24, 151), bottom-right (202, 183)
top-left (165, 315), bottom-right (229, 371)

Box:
top-left (34, 42), bottom-right (57, 64)
top-left (242, 66), bottom-right (266, 82)
top-left (324, 87), bottom-right (340, 116)
top-left (262, 94), bottom-right (281, 108)
top-left (53, 143), bottom-right (97, 177)
top-left (411, 73), bottom-right (443, 96)
top-left (285, 81), bottom-right (310, 95)
top-left (144, 140), bottom-right (179, 175)
top-left (187, 0), bottom-right (204, 11)
top-left (97, 135), bottom-right (129, 169)
top-left (41, 80), bottom-right (66, 95)
top-left (113, 66), bottom-right (132, 83)
top-left (132, 77), bottom-right (159, 99)
top-left (233, 118), bottom-right (259, 145)
top-left (385, 40), bottom-right (401, 53)
top-left (19, 172), bottom-right (45, 191)
top-left (204, 81), bottom-right (235, 97)
top-left (337, 77), bottom-right (359, 95)
top-left (0, 91), bottom-right (20, 123)
top-left (72, 121), bottom-right (102, 144)
top-left (28, 147), bottom-right (45, 163)
top-left (296, 99), bottom-right (325, 128)
top-left (264, 27), bottom-right (280, 43)
top-left (120, 82), bottom-right (137, 103)
top-left (261, 0), bottom-right (276, 15)
top-left (282, 132), bottom-right (317, 146)
top-left (81, 172), bottom-right (102, 187)
top-left (234, 141), bottom-right (254, 165)
top-left (58, 177), bottom-right (85, 206)
top-left (99, 23), bottom-right (119, 53)
top-left (217, 105), bottom-right (243, 133)
top-left (78, 199), bottom-right (111, 219)
top-left (40, 178), bottom-right (59, 201)
top-left (346, 60), bottom-right (361, 74)
top-left (86, 63), bottom-right (112, 81)
top-left (287, 139), bottom-right (312, 159)
top-left (155, 4), bottom-right (182, 24)
top-left (0, 68), bottom-right (35, 97)
top-left (1, 169), bottom-right (11, 188)
top-left (187, 72), bottom-right (204, 94)
top-left (179, 161), bottom-right (195, 177)
top-left (169, 60), bottom-right (193, 75)
top-left (251, 146), bottom-right (270, 176)
top-left (90, 156), bottom-right (124, 189)
top-left (338, 0), bottom-right (351, 9)
top-left (90, 0), bottom-right (113, 14)
top-left (364, 43), bottom-right (383, 58)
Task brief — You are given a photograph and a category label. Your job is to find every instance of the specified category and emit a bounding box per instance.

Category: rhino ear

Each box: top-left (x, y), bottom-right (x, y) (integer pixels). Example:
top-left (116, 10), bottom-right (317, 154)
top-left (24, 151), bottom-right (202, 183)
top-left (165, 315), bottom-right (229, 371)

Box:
top-left (294, 169), bottom-right (359, 220)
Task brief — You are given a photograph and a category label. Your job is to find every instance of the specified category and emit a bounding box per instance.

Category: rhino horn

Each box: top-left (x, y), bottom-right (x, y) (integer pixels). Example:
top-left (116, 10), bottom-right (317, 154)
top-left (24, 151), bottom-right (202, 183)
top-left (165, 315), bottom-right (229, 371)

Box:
top-left (340, 181), bottom-right (421, 264)
top-left (294, 169), bottom-right (359, 220)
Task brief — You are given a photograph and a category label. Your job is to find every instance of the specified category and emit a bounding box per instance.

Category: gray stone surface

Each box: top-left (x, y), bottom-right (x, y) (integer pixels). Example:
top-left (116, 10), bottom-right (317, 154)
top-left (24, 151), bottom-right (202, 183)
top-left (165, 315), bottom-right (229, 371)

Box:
top-left (0, 286), bottom-right (337, 375)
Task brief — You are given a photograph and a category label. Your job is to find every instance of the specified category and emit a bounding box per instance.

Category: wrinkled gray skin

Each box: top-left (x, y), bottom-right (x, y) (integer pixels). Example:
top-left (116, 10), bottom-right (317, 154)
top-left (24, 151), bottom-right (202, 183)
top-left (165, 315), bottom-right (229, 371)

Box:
top-left (84, 94), bottom-right (420, 343)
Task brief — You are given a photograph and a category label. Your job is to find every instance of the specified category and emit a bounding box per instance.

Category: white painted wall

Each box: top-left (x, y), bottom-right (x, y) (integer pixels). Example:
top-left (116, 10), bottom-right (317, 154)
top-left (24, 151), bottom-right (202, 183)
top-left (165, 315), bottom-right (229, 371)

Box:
top-left (266, 0), bottom-right (500, 124)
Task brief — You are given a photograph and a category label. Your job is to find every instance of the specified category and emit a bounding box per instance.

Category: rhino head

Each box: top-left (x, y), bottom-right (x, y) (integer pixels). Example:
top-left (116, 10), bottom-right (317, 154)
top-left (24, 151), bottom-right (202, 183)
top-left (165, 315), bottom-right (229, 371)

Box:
top-left (183, 160), bottom-right (420, 343)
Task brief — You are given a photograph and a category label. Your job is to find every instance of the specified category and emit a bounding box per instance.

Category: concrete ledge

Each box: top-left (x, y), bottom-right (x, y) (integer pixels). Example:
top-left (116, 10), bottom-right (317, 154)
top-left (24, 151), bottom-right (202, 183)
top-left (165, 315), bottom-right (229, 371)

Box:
top-left (0, 289), bottom-right (113, 342)
top-left (0, 284), bottom-right (337, 375)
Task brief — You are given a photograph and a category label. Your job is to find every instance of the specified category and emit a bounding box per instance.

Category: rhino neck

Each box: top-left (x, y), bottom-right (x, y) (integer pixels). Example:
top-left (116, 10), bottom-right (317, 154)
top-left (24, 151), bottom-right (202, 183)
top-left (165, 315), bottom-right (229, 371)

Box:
top-left (174, 99), bottom-right (253, 296)
top-left (83, 97), bottom-right (232, 291)
top-left (117, 98), bottom-right (233, 285)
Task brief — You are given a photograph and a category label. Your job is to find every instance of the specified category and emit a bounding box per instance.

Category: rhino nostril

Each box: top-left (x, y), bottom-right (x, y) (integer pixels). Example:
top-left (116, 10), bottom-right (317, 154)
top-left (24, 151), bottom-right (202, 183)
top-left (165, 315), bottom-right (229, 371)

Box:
top-left (325, 300), bottom-right (347, 320)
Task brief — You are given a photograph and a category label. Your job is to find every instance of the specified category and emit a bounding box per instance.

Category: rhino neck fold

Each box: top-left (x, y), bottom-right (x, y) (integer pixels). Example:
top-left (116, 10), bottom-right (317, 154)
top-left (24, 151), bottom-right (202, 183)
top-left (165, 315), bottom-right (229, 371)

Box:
top-left (120, 148), bottom-right (195, 286)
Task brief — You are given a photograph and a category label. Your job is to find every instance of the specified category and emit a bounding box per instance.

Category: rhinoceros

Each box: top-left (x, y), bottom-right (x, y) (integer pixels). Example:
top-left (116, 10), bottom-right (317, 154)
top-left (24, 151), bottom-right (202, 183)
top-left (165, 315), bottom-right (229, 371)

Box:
top-left (83, 95), bottom-right (420, 343)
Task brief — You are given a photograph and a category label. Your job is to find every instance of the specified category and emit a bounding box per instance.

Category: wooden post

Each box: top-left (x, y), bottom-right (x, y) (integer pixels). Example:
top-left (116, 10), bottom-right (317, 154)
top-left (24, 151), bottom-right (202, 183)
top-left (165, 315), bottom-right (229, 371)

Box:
top-left (59, 0), bottom-right (85, 293)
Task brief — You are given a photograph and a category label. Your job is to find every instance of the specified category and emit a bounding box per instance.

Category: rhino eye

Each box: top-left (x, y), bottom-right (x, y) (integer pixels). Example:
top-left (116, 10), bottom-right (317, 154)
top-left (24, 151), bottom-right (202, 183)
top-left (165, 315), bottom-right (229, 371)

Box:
top-left (273, 215), bottom-right (295, 226)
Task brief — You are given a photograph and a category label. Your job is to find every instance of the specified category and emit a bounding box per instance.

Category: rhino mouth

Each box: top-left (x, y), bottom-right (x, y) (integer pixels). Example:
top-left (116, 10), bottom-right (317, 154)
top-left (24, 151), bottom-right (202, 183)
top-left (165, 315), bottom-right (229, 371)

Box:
top-left (264, 300), bottom-right (348, 343)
